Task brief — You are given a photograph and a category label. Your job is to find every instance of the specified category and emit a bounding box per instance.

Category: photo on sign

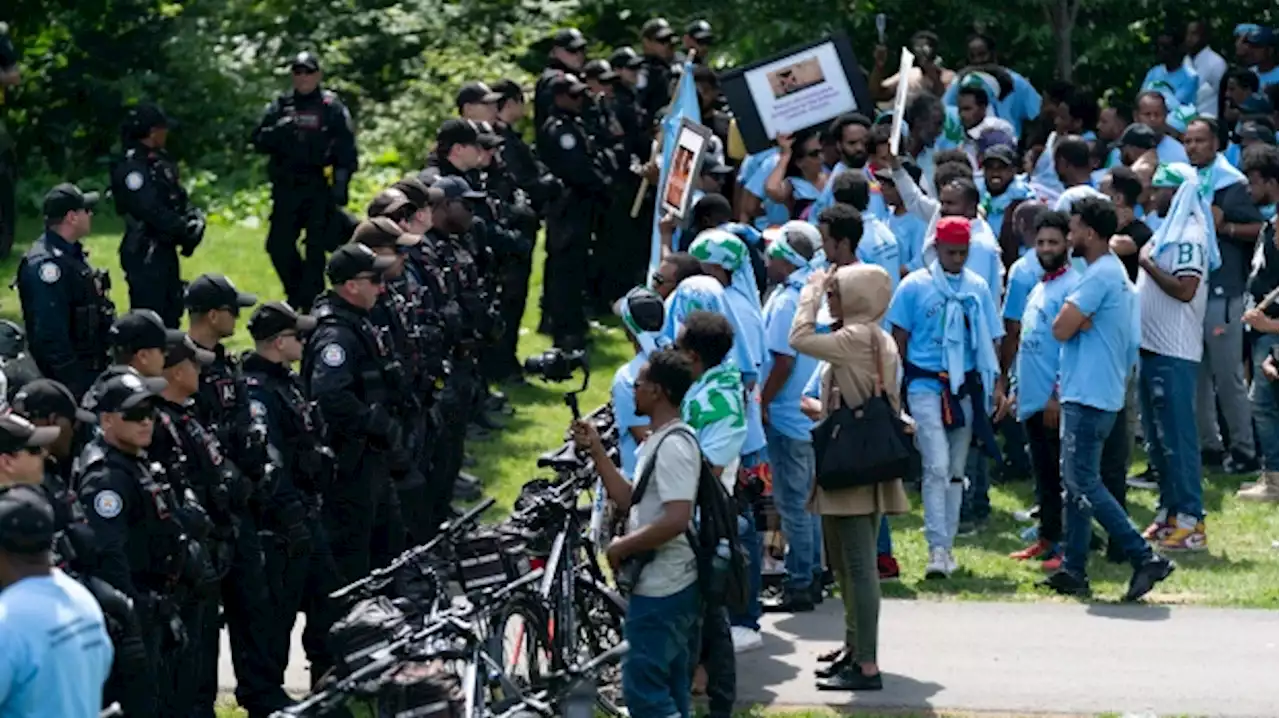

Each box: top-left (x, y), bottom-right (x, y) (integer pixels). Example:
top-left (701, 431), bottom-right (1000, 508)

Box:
top-left (719, 35), bottom-right (874, 155)
top-left (660, 119), bottom-right (713, 220)
top-left (767, 58), bottom-right (826, 99)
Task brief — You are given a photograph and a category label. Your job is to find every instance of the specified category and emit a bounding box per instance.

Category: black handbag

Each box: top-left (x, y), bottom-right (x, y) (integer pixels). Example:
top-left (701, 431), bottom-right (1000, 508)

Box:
top-left (810, 339), bottom-right (912, 489)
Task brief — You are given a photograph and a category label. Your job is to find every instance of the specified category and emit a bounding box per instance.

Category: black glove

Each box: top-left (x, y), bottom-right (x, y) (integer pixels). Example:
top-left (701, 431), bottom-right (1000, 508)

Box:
top-left (285, 520), bottom-right (312, 559)
top-left (331, 182), bottom-right (349, 207)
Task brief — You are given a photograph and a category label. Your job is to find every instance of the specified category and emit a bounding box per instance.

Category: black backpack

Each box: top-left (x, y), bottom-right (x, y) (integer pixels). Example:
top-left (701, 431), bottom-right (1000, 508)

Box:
top-left (632, 426), bottom-right (750, 615)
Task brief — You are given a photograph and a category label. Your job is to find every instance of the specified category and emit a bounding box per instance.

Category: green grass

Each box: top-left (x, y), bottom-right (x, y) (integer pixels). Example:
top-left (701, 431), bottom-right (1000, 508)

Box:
top-left (8, 211), bottom-right (1277, 612)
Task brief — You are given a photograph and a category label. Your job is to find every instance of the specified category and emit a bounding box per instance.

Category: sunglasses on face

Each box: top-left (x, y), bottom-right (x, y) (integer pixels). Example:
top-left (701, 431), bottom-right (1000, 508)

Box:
top-left (292, 67), bottom-right (318, 76)
top-left (355, 273), bottom-right (385, 285)
top-left (801, 148), bottom-right (823, 159)
top-left (21, 446), bottom-right (45, 456)
top-left (121, 404), bottom-right (155, 423)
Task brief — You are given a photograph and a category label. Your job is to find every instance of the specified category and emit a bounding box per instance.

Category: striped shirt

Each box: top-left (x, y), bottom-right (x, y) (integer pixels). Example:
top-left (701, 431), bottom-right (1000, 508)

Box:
top-left (1138, 213), bottom-right (1209, 361)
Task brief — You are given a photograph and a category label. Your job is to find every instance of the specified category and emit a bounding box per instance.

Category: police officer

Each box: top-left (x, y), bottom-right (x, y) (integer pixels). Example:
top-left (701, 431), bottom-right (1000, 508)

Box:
top-left (81, 308), bottom-right (186, 414)
top-left (0, 23), bottom-right (20, 259)
top-left (456, 81), bottom-right (502, 123)
top-left (76, 373), bottom-right (202, 715)
top-left (638, 19), bottom-right (678, 122)
top-left (303, 244), bottom-right (404, 583)
top-left (682, 20), bottom-right (714, 63)
top-left (535, 28), bottom-right (588, 129)
top-left (17, 183), bottom-right (115, 399)
top-left (537, 75), bottom-right (610, 349)
top-left (606, 48), bottom-right (649, 160)
top-left (112, 103), bottom-right (206, 328)
top-left (242, 301), bottom-right (340, 685)
top-left (694, 66), bottom-right (734, 150)
top-left (7, 382), bottom-right (151, 717)
top-left (252, 51), bottom-right (358, 311)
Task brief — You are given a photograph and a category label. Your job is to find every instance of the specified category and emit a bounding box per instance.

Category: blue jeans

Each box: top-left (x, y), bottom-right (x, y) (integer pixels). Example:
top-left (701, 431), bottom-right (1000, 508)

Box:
top-left (1061, 403), bottom-right (1152, 578)
top-left (623, 582), bottom-right (699, 718)
top-left (877, 515), bottom-right (893, 556)
top-left (729, 511), bottom-right (763, 630)
top-left (908, 389), bottom-right (973, 551)
top-left (766, 427), bottom-right (822, 591)
top-left (1139, 352), bottom-right (1203, 520)
top-left (1251, 334), bottom-right (1279, 472)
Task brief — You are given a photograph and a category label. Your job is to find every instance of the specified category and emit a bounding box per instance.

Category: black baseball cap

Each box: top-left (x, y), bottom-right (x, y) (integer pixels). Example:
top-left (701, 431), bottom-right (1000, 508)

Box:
top-left (366, 188), bottom-right (413, 218)
top-left (165, 335), bottom-right (215, 368)
top-left (473, 121), bottom-right (503, 149)
top-left (247, 301), bottom-right (318, 341)
top-left (490, 79), bottom-right (525, 103)
top-left (456, 82), bottom-right (503, 110)
top-left (981, 144), bottom-right (1017, 167)
top-left (0, 413), bottom-right (60, 456)
top-left (642, 18), bottom-right (675, 42)
top-left (391, 177), bottom-right (445, 208)
top-left (432, 175), bottom-right (487, 201)
top-left (609, 47), bottom-right (644, 69)
top-left (685, 20), bottom-right (713, 43)
top-left (12, 379), bottom-right (98, 425)
top-left (549, 73), bottom-right (588, 96)
top-left (1246, 26), bottom-right (1278, 47)
top-left (327, 243), bottom-right (396, 284)
top-left (437, 118), bottom-right (480, 149)
top-left (0, 485), bottom-right (57, 555)
top-left (1118, 122), bottom-right (1159, 151)
top-left (582, 59), bottom-right (618, 82)
top-left (701, 156), bottom-right (734, 176)
top-left (185, 273), bottom-right (258, 313)
top-left (613, 286), bottom-right (666, 333)
top-left (42, 183), bottom-right (99, 220)
top-left (109, 310), bottom-right (187, 352)
top-left (95, 373), bottom-right (167, 414)
top-left (290, 51), bottom-right (321, 72)
top-left (352, 217), bottom-right (422, 249)
top-left (551, 28), bottom-right (588, 51)
top-left (123, 103), bottom-right (175, 137)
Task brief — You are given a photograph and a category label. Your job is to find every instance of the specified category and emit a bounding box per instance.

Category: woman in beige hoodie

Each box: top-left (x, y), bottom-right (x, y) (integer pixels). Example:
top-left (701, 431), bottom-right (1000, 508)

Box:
top-left (789, 263), bottom-right (911, 691)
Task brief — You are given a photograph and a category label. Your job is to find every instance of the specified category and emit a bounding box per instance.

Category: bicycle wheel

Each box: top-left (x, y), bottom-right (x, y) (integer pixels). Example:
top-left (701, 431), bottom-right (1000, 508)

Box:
top-left (496, 596), bottom-right (554, 695)
top-left (573, 576), bottom-right (627, 716)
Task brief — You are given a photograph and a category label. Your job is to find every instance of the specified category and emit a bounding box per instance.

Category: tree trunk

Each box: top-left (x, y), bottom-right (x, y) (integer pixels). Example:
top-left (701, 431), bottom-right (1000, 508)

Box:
top-left (1045, 0), bottom-right (1078, 82)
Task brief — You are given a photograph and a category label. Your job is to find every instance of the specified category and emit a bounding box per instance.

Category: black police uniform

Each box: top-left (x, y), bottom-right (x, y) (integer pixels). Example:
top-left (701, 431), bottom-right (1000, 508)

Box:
top-left (537, 103), bottom-right (610, 347)
top-left (111, 119), bottom-right (206, 328)
top-left (303, 290), bottom-right (405, 584)
top-left (242, 350), bottom-right (339, 683)
top-left (484, 150), bottom-right (540, 380)
top-left (76, 435), bottom-right (202, 716)
top-left (16, 229), bottom-right (115, 399)
top-left (637, 53), bottom-right (675, 124)
top-left (252, 78), bottom-right (358, 310)
top-left (0, 26), bottom-right (17, 259)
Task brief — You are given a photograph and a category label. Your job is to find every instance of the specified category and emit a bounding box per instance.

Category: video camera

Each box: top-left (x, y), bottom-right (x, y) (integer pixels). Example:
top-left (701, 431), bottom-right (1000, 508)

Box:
top-left (522, 348), bottom-right (586, 383)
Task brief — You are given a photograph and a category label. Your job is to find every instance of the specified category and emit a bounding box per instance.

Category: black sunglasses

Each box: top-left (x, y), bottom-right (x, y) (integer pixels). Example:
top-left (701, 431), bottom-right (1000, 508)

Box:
top-left (21, 445), bottom-right (45, 456)
top-left (121, 403), bottom-right (156, 423)
top-left (291, 67), bottom-right (318, 76)
top-left (801, 148), bottom-right (823, 159)
top-left (355, 272), bottom-right (385, 285)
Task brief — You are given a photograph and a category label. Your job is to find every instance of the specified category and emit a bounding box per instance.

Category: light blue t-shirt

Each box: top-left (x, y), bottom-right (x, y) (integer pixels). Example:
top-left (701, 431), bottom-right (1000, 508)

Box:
top-left (1156, 135), bottom-right (1190, 164)
top-left (0, 571), bottom-right (114, 718)
top-left (803, 362), bottom-right (825, 399)
top-left (892, 211), bottom-right (929, 272)
top-left (1059, 253), bottom-right (1133, 412)
top-left (1253, 64), bottom-right (1279, 89)
top-left (761, 279), bottom-right (820, 440)
top-left (724, 289), bottom-right (768, 455)
top-left (807, 162), bottom-right (890, 226)
top-left (886, 266), bottom-right (1003, 393)
top-left (790, 176), bottom-right (823, 220)
top-left (857, 214), bottom-right (903, 296)
top-left (1002, 252), bottom-right (1045, 322)
top-left (1015, 268), bottom-right (1080, 419)
top-left (1143, 62), bottom-right (1201, 106)
top-left (968, 223), bottom-right (1007, 309)
top-left (611, 354), bottom-right (647, 478)
top-left (943, 70), bottom-right (1042, 137)
top-left (743, 150), bottom-right (792, 229)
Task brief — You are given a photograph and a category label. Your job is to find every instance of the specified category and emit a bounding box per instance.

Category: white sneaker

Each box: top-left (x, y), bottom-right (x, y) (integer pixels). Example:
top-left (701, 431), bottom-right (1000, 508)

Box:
top-left (731, 626), bottom-right (763, 653)
top-left (925, 548), bottom-right (949, 579)
top-left (945, 549), bottom-right (959, 575)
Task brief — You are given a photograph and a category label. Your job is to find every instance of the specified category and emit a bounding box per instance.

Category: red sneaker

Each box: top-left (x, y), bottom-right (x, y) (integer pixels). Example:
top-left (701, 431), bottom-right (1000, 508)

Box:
top-left (1040, 554), bottom-right (1063, 573)
top-left (1009, 539), bottom-right (1053, 561)
top-left (877, 554), bottom-right (900, 581)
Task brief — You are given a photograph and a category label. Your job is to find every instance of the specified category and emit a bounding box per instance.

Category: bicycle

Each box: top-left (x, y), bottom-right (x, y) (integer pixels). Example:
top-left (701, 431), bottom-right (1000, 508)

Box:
top-left (493, 640), bottom-right (630, 718)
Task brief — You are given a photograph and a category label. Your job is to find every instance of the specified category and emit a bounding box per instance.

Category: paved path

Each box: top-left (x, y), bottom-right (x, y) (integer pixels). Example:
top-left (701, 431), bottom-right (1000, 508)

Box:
top-left (221, 599), bottom-right (1279, 716)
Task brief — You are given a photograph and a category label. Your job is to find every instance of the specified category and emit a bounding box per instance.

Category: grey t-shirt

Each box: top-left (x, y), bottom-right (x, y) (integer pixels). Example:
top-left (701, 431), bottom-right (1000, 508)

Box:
top-left (629, 420), bottom-right (700, 598)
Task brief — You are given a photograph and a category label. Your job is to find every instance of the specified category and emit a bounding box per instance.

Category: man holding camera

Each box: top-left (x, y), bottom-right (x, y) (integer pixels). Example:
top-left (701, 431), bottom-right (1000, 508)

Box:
top-left (573, 346), bottom-right (701, 718)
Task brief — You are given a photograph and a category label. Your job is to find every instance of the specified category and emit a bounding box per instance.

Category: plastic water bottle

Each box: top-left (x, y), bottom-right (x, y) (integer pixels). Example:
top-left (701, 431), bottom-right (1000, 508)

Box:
top-left (712, 538), bottom-right (732, 579)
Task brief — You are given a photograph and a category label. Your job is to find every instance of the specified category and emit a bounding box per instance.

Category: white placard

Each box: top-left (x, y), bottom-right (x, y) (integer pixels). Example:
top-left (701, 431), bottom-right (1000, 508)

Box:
top-left (888, 47), bottom-right (915, 156)
top-left (742, 40), bottom-right (858, 140)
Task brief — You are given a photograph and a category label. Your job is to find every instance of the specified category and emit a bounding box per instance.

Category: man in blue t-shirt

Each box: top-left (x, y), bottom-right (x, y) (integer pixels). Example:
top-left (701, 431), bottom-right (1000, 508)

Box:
top-left (0, 481), bottom-right (114, 718)
top-left (1141, 28), bottom-right (1201, 107)
top-left (1045, 196), bottom-right (1174, 601)
top-left (886, 217), bottom-right (1003, 579)
top-left (995, 211), bottom-right (1079, 569)
top-left (759, 224), bottom-right (822, 614)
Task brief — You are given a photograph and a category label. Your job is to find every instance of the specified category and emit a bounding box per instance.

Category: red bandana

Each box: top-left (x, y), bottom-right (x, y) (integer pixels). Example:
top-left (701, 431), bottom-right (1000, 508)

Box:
top-left (1042, 265), bottom-right (1069, 282)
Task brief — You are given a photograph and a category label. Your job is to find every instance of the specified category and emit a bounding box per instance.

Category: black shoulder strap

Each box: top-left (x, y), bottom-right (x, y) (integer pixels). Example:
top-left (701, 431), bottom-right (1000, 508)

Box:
top-left (631, 425), bottom-right (702, 508)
